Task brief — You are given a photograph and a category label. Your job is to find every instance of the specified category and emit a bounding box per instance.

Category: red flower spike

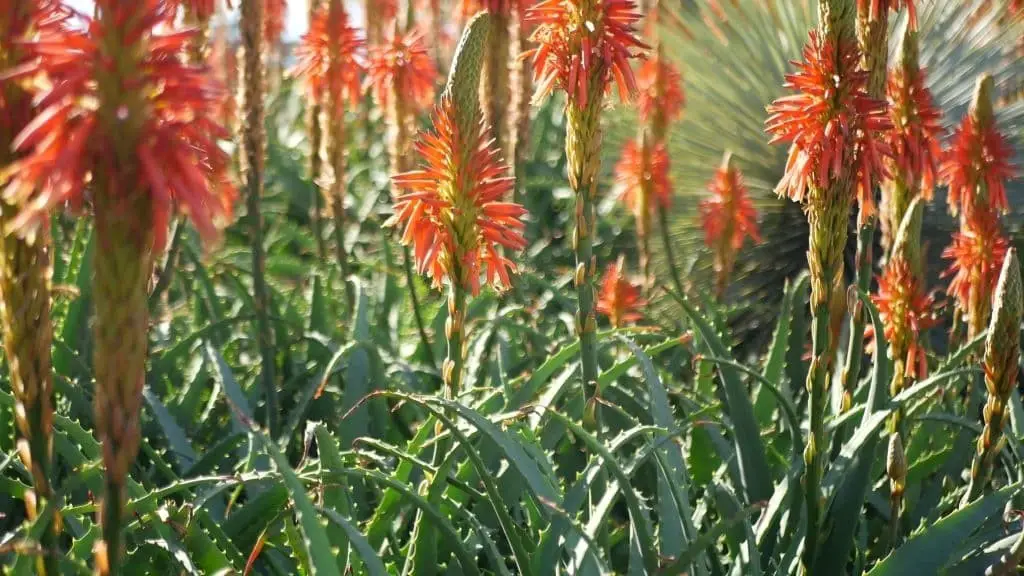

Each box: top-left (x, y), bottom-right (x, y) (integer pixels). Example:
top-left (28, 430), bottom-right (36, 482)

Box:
top-left (857, 0), bottom-right (917, 29)
top-left (0, 0), bottom-right (68, 145)
top-left (1, 0), bottom-right (235, 253)
top-left (615, 138), bottom-right (671, 216)
top-left (636, 51), bottom-right (684, 126)
top-left (293, 3), bottom-right (365, 108)
top-left (699, 159), bottom-right (761, 252)
top-left (388, 98), bottom-right (527, 295)
top-left (367, 27), bottom-right (437, 113)
top-left (524, 0), bottom-right (647, 105)
top-left (886, 59), bottom-right (943, 195)
top-left (765, 31), bottom-right (891, 225)
top-left (869, 257), bottom-right (936, 379)
top-left (265, 0), bottom-right (287, 44)
top-left (942, 210), bottom-right (1010, 316)
top-left (596, 256), bottom-right (646, 327)
top-left (940, 113), bottom-right (1015, 219)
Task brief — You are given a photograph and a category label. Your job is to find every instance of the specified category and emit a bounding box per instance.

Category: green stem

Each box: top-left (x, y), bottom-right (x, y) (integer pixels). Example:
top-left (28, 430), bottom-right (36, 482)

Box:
top-left (566, 99), bottom-right (601, 427)
top-left (658, 205), bottom-right (685, 300)
top-left (840, 219), bottom-right (874, 411)
top-left (443, 283), bottom-right (467, 401)
top-left (149, 219), bottom-right (183, 309)
top-left (404, 245), bottom-right (436, 370)
top-left (802, 304), bottom-right (830, 574)
top-left (241, 0), bottom-right (277, 437)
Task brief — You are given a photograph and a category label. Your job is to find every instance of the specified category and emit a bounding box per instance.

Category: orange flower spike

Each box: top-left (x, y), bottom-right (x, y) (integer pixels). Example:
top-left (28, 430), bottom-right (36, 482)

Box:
top-left (525, 0), bottom-right (648, 106)
top-left (389, 15), bottom-right (527, 295)
top-left (264, 0), bottom-right (287, 44)
top-left (615, 137), bottom-right (671, 220)
top-left (886, 29), bottom-right (943, 197)
top-left (699, 154), bottom-right (761, 252)
top-left (872, 259), bottom-right (936, 379)
top-left (856, 0), bottom-right (916, 29)
top-left (596, 256), bottom-right (646, 327)
top-left (765, 31), bottom-right (892, 223)
top-left (367, 28), bottom-right (438, 113)
top-left (941, 76), bottom-right (1015, 220)
top-left (636, 47), bottom-right (684, 131)
top-left (293, 3), bottom-right (365, 107)
top-left (943, 210), bottom-right (1010, 324)
top-left (2, 0), bottom-right (235, 251)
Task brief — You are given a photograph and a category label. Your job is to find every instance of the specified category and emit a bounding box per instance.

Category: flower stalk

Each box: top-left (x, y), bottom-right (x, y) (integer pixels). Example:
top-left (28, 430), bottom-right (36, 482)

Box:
top-left (3, 1), bottom-right (234, 571)
top-left (963, 248), bottom-right (1021, 506)
top-left (699, 152), bottom-right (761, 299)
top-left (525, 0), bottom-right (645, 425)
top-left (765, 0), bottom-right (890, 570)
top-left (0, 6), bottom-right (61, 572)
top-left (389, 13), bottom-right (525, 399)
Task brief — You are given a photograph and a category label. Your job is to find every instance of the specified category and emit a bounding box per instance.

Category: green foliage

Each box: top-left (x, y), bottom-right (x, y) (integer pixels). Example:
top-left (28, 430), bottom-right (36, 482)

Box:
top-left (3, 2), bottom-right (1024, 575)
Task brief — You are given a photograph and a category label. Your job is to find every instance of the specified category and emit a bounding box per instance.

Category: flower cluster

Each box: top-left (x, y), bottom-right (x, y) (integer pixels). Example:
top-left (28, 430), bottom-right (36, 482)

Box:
top-left (871, 258), bottom-right (936, 379)
top-left (367, 28), bottom-right (438, 112)
top-left (1, 0), bottom-right (235, 252)
top-left (615, 137), bottom-right (671, 218)
top-left (940, 113), bottom-right (1015, 220)
top-left (943, 210), bottom-right (1010, 319)
top-left (525, 0), bottom-right (647, 106)
top-left (699, 158), bottom-right (761, 252)
top-left (636, 51), bottom-right (684, 127)
top-left (886, 55), bottom-right (943, 195)
top-left (596, 256), bottom-right (645, 327)
top-left (293, 3), bottom-right (365, 106)
top-left (389, 98), bottom-right (527, 294)
top-left (765, 31), bottom-right (891, 224)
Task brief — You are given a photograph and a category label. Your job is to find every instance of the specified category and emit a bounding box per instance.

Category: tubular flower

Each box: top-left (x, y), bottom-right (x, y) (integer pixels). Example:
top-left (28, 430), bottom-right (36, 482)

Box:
top-left (636, 50), bottom-right (684, 130)
top-left (524, 0), bottom-right (648, 107)
top-left (942, 210), bottom-right (1009, 330)
top-left (596, 257), bottom-right (646, 327)
top-left (388, 98), bottom-right (527, 295)
top-left (293, 3), bottom-right (365, 106)
top-left (885, 43), bottom-right (942, 197)
top-left (699, 157), bottom-right (761, 252)
top-left (2, 1), bottom-right (236, 253)
top-left (615, 137), bottom-right (671, 219)
top-left (765, 31), bottom-right (892, 225)
top-left (264, 0), bottom-right (287, 44)
top-left (367, 28), bottom-right (437, 113)
top-left (699, 154), bottom-right (760, 296)
top-left (856, 0), bottom-right (917, 29)
top-left (940, 110), bottom-right (1015, 220)
top-left (870, 258), bottom-right (936, 379)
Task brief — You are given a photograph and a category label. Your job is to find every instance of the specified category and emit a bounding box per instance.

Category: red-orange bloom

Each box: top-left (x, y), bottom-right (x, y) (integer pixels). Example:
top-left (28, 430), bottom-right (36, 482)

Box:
top-left (886, 60), bottom-right (943, 195)
top-left (596, 257), bottom-right (646, 327)
top-left (699, 161), bottom-right (761, 251)
top-left (857, 0), bottom-right (917, 29)
top-left (265, 0), bottom-right (287, 44)
top-left (636, 53), bottom-right (684, 126)
top-left (870, 258), bottom-right (936, 379)
top-left (615, 138), bottom-right (671, 215)
top-left (942, 210), bottom-right (1010, 316)
top-left (367, 28), bottom-right (437, 112)
top-left (389, 98), bottom-right (527, 294)
top-left (524, 0), bottom-right (647, 107)
top-left (765, 31), bottom-right (892, 224)
top-left (940, 113), bottom-right (1015, 219)
top-left (1, 0), bottom-right (235, 252)
top-left (293, 3), bottom-right (365, 106)
top-left (0, 1), bottom-right (67, 140)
